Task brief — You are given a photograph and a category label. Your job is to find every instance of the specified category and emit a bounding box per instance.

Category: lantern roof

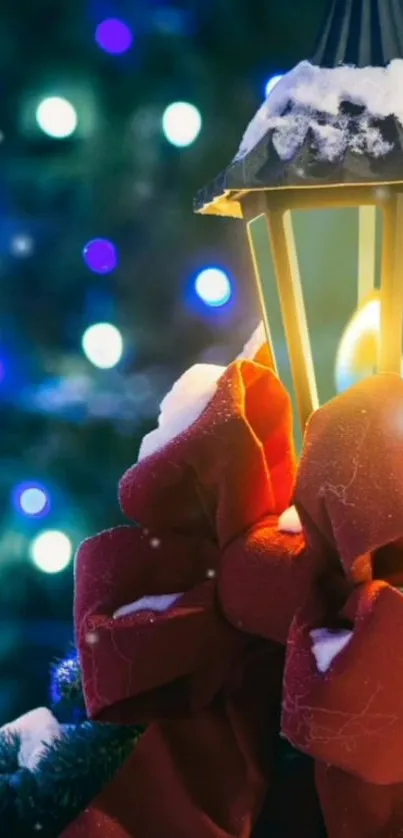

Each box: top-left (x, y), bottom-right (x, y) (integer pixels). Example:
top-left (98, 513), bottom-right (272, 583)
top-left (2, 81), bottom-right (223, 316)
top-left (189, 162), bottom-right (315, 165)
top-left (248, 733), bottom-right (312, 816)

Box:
top-left (195, 0), bottom-right (403, 218)
top-left (314, 0), bottom-right (403, 69)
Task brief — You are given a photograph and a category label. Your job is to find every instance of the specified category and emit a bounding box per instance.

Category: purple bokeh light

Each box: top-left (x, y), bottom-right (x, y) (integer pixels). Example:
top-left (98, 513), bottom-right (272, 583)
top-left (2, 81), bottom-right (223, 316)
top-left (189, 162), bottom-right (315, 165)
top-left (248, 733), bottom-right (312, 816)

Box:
top-left (95, 19), bottom-right (133, 55)
top-left (83, 239), bottom-right (118, 275)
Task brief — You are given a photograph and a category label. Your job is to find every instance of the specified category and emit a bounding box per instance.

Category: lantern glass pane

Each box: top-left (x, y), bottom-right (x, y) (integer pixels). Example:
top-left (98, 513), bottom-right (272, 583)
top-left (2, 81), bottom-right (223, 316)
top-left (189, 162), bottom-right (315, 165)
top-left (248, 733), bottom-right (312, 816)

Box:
top-left (245, 185), bottom-right (403, 442)
top-left (292, 207), bottom-right (358, 405)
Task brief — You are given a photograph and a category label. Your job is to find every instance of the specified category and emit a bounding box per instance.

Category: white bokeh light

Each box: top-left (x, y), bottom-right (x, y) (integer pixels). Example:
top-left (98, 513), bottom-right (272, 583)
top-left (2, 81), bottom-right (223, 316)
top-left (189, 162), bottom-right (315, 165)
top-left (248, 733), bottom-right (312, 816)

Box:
top-left (36, 97), bottom-right (78, 139)
top-left (82, 322), bottom-right (123, 369)
top-left (162, 102), bottom-right (202, 147)
top-left (194, 268), bottom-right (232, 307)
top-left (30, 530), bottom-right (73, 574)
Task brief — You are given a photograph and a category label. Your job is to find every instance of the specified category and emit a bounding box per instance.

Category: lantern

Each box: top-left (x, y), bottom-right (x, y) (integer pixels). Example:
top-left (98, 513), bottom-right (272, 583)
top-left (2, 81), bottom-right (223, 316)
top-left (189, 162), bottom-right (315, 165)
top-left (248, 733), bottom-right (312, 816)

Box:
top-left (194, 0), bottom-right (403, 436)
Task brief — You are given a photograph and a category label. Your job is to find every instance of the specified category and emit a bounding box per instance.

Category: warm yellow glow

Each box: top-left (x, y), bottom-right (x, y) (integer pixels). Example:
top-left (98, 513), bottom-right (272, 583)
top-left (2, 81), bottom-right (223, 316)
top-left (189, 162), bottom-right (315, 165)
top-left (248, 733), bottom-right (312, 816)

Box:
top-left (335, 293), bottom-right (381, 392)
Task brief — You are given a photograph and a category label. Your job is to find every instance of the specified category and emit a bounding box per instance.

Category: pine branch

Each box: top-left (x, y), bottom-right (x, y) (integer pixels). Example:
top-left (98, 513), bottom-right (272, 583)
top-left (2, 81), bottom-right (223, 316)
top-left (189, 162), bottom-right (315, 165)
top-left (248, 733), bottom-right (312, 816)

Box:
top-left (50, 649), bottom-right (87, 724)
top-left (0, 731), bottom-right (20, 773)
top-left (0, 721), bottom-right (143, 838)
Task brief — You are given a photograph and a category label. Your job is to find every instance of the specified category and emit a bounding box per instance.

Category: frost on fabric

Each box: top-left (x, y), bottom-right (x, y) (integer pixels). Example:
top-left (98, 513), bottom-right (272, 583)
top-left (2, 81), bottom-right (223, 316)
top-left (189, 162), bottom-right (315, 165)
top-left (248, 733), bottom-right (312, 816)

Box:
top-left (310, 628), bottom-right (353, 673)
top-left (238, 322), bottom-right (266, 360)
top-left (138, 363), bottom-right (225, 461)
top-left (0, 707), bottom-right (61, 770)
top-left (138, 323), bottom-right (272, 460)
top-left (235, 60), bottom-right (403, 163)
top-left (278, 505), bottom-right (303, 534)
top-left (114, 593), bottom-right (184, 619)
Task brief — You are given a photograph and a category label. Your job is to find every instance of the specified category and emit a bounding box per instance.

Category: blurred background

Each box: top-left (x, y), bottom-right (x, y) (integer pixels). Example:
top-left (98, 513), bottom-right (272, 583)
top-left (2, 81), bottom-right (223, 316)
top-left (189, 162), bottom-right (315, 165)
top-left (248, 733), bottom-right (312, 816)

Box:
top-left (0, 0), bottom-right (347, 724)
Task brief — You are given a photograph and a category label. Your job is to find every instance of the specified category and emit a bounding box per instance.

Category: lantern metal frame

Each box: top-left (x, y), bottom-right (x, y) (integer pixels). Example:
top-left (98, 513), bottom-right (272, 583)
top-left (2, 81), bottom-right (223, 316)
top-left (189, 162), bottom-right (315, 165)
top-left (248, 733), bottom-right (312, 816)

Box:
top-left (197, 180), bottom-right (403, 433)
top-left (238, 184), bottom-right (403, 430)
top-left (195, 0), bottom-right (403, 433)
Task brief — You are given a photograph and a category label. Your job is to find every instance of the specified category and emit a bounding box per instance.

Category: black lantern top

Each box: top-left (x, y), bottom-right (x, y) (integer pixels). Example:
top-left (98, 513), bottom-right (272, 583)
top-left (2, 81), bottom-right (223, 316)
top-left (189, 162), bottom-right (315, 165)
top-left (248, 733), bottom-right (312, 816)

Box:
top-left (195, 0), bottom-right (403, 218)
top-left (313, 0), bottom-right (403, 69)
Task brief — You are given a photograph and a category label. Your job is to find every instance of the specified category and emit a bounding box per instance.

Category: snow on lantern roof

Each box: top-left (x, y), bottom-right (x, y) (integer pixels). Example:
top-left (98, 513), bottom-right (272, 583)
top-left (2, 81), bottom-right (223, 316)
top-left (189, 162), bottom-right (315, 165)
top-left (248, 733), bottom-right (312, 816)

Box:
top-left (195, 0), bottom-right (403, 219)
top-left (236, 61), bottom-right (403, 161)
top-left (194, 60), bottom-right (403, 218)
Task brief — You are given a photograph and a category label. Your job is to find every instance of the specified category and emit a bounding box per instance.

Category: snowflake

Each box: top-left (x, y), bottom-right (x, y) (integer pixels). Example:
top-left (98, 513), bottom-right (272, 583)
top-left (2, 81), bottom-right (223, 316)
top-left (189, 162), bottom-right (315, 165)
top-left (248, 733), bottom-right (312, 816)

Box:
top-left (85, 631), bottom-right (99, 645)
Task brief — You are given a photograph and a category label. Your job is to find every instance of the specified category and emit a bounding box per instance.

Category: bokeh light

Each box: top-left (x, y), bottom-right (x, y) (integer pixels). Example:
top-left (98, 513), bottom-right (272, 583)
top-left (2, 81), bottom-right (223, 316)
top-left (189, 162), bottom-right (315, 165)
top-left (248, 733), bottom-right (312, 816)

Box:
top-left (162, 102), bottom-right (202, 147)
top-left (13, 482), bottom-right (50, 518)
top-left (95, 18), bottom-right (133, 55)
top-left (36, 97), bottom-right (78, 139)
top-left (83, 238), bottom-right (118, 274)
top-left (152, 6), bottom-right (193, 35)
top-left (264, 74), bottom-right (284, 98)
top-left (10, 234), bottom-right (34, 258)
top-left (30, 530), bottom-right (73, 574)
top-left (194, 268), bottom-right (232, 307)
top-left (82, 322), bottom-right (123, 369)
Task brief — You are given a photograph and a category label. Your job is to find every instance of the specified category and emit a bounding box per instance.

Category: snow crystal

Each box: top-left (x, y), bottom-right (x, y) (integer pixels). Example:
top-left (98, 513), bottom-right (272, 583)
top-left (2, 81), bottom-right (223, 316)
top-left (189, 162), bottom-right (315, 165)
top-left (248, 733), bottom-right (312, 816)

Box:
top-left (238, 322), bottom-right (266, 360)
top-left (235, 59), bottom-right (403, 163)
top-left (271, 113), bottom-right (311, 161)
top-left (310, 628), bottom-right (353, 673)
top-left (85, 631), bottom-right (99, 645)
top-left (113, 593), bottom-right (184, 619)
top-left (349, 117), bottom-right (392, 158)
top-left (309, 122), bottom-right (347, 162)
top-left (138, 363), bottom-right (225, 461)
top-left (0, 707), bottom-right (61, 771)
top-left (278, 505), bottom-right (303, 534)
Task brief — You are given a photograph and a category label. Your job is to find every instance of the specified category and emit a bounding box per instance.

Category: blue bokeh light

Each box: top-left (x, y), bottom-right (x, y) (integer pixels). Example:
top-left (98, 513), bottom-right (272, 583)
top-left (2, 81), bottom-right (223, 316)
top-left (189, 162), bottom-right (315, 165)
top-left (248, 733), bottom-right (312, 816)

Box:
top-left (83, 239), bottom-right (118, 275)
top-left (13, 482), bottom-right (51, 519)
top-left (95, 18), bottom-right (133, 55)
top-left (264, 73), bottom-right (284, 98)
top-left (194, 268), bottom-right (232, 308)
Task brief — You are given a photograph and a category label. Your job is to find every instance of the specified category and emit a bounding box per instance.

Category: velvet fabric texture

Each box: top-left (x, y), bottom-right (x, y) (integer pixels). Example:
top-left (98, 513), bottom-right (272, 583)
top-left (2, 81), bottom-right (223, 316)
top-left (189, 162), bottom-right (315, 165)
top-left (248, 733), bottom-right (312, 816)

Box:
top-left (282, 374), bottom-right (403, 837)
top-left (61, 357), bottom-right (322, 838)
top-left (61, 366), bottom-right (403, 838)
